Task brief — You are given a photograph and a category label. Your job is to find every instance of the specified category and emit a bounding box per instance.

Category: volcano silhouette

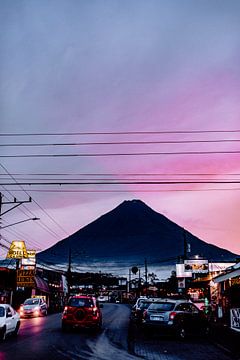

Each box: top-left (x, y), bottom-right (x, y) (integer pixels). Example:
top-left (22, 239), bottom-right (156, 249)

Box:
top-left (37, 199), bottom-right (238, 267)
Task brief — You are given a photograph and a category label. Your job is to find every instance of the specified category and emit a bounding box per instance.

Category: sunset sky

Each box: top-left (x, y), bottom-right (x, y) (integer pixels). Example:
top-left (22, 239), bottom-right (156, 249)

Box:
top-left (1, 0), bottom-right (240, 258)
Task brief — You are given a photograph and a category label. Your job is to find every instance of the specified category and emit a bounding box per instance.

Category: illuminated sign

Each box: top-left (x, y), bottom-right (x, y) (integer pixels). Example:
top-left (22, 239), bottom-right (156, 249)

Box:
top-left (176, 264), bottom-right (192, 278)
top-left (16, 269), bottom-right (35, 288)
top-left (184, 259), bottom-right (209, 274)
top-left (6, 241), bottom-right (28, 259)
top-left (21, 250), bottom-right (36, 266)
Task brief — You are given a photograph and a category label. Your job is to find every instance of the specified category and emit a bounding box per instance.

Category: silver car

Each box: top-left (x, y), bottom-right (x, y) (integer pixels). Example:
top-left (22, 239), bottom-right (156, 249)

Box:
top-left (20, 298), bottom-right (48, 318)
top-left (142, 298), bottom-right (209, 339)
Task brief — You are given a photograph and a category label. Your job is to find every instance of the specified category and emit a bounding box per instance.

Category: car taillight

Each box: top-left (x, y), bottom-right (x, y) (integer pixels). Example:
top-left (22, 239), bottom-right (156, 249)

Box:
top-left (63, 306), bottom-right (69, 314)
top-left (143, 310), bottom-right (147, 319)
top-left (169, 311), bottom-right (177, 320)
top-left (92, 307), bottom-right (98, 316)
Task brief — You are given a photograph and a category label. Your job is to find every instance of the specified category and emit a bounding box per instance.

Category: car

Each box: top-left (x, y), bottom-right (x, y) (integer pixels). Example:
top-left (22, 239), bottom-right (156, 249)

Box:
top-left (0, 304), bottom-right (20, 341)
top-left (19, 297), bottom-right (48, 318)
top-left (130, 299), bottom-right (153, 325)
top-left (62, 295), bottom-right (102, 331)
top-left (97, 295), bottom-right (108, 303)
top-left (141, 298), bottom-right (209, 339)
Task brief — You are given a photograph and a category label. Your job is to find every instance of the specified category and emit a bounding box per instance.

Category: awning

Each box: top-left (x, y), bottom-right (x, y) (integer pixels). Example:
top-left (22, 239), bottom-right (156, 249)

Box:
top-left (214, 269), bottom-right (240, 284)
top-left (34, 275), bottom-right (50, 293)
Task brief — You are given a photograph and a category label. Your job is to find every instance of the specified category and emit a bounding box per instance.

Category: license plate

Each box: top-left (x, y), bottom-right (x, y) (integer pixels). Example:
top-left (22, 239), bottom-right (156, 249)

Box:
top-left (150, 315), bottom-right (163, 321)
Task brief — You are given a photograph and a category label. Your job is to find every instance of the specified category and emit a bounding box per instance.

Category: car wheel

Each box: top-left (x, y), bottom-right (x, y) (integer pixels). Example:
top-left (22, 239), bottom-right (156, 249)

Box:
top-left (13, 322), bottom-right (20, 337)
top-left (176, 326), bottom-right (186, 340)
top-left (0, 326), bottom-right (6, 341)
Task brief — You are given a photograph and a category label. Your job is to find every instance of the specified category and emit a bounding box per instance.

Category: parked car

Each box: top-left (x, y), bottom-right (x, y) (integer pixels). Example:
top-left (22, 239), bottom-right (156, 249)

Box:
top-left (62, 295), bottom-right (102, 331)
top-left (19, 297), bottom-right (48, 318)
top-left (130, 299), bottom-right (153, 325)
top-left (142, 298), bottom-right (209, 339)
top-left (0, 304), bottom-right (20, 341)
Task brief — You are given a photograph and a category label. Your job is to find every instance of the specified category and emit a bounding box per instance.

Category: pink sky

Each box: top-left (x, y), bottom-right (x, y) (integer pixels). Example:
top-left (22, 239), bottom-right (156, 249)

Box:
top-left (1, 1), bottom-right (240, 257)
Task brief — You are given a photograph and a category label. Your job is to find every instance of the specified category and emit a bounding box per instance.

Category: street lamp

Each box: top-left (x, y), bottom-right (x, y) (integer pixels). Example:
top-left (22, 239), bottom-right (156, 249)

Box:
top-left (0, 217), bottom-right (40, 230)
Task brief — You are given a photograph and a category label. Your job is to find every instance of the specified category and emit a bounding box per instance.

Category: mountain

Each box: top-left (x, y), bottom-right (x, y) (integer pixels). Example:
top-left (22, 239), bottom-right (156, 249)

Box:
top-left (37, 200), bottom-right (238, 270)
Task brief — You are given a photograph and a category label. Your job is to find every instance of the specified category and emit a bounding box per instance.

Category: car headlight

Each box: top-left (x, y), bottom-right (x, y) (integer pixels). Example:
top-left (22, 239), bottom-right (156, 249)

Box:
top-left (34, 306), bottom-right (40, 311)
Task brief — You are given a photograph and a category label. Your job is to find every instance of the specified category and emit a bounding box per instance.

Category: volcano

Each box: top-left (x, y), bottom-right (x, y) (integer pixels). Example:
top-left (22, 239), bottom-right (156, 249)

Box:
top-left (37, 200), bottom-right (238, 270)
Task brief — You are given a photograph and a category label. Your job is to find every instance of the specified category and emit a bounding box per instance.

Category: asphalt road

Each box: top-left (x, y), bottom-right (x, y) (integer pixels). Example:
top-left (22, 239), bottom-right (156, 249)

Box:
top-left (0, 303), bottom-right (235, 360)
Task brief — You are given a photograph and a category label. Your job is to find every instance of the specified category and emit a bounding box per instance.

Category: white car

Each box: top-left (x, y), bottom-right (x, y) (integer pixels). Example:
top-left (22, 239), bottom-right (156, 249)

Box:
top-left (20, 297), bottom-right (48, 318)
top-left (0, 304), bottom-right (20, 341)
top-left (97, 295), bottom-right (108, 303)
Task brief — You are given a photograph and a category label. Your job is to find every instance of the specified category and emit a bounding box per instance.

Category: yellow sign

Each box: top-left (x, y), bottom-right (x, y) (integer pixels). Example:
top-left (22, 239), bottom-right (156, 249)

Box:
top-left (17, 269), bottom-right (35, 288)
top-left (6, 241), bottom-right (28, 259)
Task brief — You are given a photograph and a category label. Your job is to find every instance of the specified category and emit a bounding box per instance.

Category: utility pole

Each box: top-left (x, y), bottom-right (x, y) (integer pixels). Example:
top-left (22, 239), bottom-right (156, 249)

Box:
top-left (0, 192), bottom-right (32, 255)
top-left (67, 245), bottom-right (72, 298)
top-left (144, 258), bottom-right (148, 285)
top-left (183, 228), bottom-right (187, 260)
top-left (0, 192), bottom-right (32, 217)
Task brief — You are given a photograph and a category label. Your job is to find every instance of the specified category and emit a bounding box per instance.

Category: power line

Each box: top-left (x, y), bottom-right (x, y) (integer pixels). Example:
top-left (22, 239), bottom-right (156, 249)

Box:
top-left (1, 177), bottom-right (240, 182)
top-left (0, 185), bottom-right (61, 240)
top-left (1, 150), bottom-right (240, 158)
top-left (1, 129), bottom-right (240, 136)
top-left (3, 188), bottom-right (240, 193)
top-left (0, 163), bottom-right (69, 237)
top-left (1, 139), bottom-right (240, 147)
top-left (2, 180), bottom-right (240, 185)
top-left (0, 172), bottom-right (239, 176)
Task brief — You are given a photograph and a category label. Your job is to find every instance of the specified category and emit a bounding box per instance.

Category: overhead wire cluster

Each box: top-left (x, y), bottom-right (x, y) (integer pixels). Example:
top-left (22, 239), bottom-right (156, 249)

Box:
top-left (0, 128), bottom-right (240, 267)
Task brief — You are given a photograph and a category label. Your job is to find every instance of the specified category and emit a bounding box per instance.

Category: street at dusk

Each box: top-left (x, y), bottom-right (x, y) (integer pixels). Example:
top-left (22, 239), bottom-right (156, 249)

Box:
top-left (1, 1), bottom-right (240, 359)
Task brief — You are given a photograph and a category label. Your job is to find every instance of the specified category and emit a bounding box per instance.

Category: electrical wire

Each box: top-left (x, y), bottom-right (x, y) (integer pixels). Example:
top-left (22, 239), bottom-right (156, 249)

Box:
top-left (1, 129), bottom-right (240, 136)
top-left (1, 150), bottom-right (240, 158)
top-left (1, 139), bottom-right (240, 146)
top-left (0, 163), bottom-right (69, 236)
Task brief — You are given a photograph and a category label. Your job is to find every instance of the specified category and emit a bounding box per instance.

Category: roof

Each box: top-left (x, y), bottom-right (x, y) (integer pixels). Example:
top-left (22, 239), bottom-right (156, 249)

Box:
top-left (35, 275), bottom-right (50, 293)
top-left (214, 268), bottom-right (240, 283)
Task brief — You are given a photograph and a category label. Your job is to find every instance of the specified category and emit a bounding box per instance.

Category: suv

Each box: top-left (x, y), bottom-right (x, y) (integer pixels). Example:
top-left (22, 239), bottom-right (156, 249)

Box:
top-left (142, 298), bottom-right (209, 339)
top-left (62, 295), bottom-right (102, 331)
top-left (20, 297), bottom-right (48, 318)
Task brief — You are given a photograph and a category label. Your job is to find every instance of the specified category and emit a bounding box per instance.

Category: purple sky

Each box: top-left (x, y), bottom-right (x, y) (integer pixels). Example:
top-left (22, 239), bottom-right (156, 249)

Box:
top-left (1, 0), bottom-right (240, 257)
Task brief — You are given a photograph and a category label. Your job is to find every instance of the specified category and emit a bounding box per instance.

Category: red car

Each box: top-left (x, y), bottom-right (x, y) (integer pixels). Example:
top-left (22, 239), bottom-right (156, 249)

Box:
top-left (62, 295), bottom-right (102, 331)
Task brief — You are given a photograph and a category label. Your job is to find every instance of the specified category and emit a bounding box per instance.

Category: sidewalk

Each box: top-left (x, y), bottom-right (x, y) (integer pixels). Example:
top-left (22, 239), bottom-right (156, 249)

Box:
top-left (209, 321), bottom-right (240, 359)
top-left (128, 321), bottom-right (239, 360)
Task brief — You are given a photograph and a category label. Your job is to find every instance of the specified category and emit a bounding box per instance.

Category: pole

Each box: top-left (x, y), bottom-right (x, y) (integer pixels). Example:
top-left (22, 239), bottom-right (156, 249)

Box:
top-left (144, 258), bottom-right (148, 286)
top-left (183, 228), bottom-right (187, 260)
top-left (67, 244), bottom-right (72, 297)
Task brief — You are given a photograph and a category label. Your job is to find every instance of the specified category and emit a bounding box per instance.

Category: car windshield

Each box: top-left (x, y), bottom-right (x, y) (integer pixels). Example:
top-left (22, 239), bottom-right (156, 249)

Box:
top-left (68, 298), bottom-right (94, 308)
top-left (148, 302), bottom-right (175, 311)
top-left (24, 299), bottom-right (40, 305)
top-left (139, 302), bottom-right (151, 310)
top-left (0, 306), bottom-right (5, 317)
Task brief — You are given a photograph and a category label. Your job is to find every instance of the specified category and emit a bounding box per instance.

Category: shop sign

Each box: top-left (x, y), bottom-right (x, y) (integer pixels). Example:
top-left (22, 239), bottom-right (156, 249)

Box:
top-left (6, 241), bottom-right (28, 259)
top-left (17, 269), bottom-right (35, 288)
top-left (184, 259), bottom-right (209, 274)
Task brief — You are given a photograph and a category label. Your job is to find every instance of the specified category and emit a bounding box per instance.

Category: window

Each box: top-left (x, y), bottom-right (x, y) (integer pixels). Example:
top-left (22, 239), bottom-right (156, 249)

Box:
top-left (68, 297), bottom-right (94, 308)
top-left (0, 306), bottom-right (5, 317)
top-left (149, 303), bottom-right (175, 311)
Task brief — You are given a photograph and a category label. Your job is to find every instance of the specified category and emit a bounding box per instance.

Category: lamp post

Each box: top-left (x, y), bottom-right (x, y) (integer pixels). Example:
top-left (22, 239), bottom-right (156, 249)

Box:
top-left (0, 217), bottom-right (40, 230)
